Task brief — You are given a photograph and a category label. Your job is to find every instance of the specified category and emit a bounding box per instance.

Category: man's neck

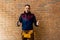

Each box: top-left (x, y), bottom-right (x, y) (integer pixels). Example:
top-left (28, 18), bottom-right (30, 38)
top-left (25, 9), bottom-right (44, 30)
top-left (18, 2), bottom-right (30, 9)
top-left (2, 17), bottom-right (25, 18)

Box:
top-left (24, 11), bottom-right (31, 14)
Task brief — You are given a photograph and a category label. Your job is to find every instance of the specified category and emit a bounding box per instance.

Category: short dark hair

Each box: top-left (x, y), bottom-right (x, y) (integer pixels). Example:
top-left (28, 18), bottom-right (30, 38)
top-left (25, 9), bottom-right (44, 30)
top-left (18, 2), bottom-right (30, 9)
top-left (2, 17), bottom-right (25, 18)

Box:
top-left (25, 4), bottom-right (30, 8)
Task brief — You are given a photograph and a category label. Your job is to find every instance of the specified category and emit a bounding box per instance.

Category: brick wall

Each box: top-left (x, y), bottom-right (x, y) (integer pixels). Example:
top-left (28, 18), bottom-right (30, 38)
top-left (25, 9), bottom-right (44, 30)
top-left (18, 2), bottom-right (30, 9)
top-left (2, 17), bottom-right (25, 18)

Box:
top-left (0, 0), bottom-right (60, 40)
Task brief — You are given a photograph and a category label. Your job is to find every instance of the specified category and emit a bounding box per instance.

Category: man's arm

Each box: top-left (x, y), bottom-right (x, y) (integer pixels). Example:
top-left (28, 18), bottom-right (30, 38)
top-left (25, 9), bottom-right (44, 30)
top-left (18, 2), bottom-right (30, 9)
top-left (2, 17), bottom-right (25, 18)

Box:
top-left (33, 15), bottom-right (39, 27)
top-left (17, 15), bottom-right (22, 26)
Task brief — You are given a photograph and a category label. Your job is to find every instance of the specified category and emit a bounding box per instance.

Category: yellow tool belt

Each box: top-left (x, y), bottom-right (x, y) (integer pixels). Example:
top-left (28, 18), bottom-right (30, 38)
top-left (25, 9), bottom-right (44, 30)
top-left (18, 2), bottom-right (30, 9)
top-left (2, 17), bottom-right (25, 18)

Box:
top-left (22, 30), bottom-right (33, 38)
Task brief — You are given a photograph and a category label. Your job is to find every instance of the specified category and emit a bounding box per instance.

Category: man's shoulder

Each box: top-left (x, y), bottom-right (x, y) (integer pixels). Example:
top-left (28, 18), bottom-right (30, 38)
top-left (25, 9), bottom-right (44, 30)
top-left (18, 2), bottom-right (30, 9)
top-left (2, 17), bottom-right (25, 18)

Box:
top-left (20, 13), bottom-right (25, 16)
top-left (31, 13), bottom-right (35, 16)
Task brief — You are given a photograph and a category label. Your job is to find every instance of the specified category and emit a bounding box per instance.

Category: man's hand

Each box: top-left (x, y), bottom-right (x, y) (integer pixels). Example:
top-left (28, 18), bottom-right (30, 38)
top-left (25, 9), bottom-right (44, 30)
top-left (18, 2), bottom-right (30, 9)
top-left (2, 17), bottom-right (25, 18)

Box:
top-left (36, 20), bottom-right (39, 26)
top-left (17, 21), bottom-right (20, 27)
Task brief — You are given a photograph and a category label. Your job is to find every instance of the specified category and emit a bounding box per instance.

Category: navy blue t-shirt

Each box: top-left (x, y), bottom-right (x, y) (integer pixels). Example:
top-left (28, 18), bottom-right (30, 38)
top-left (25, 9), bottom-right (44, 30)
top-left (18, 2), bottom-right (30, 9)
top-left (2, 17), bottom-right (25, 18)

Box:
top-left (18, 11), bottom-right (37, 30)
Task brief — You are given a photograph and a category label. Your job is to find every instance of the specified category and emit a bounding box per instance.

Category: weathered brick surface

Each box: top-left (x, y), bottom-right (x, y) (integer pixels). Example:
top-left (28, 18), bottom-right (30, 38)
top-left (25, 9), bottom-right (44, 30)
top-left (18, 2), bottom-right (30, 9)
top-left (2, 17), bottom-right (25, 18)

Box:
top-left (0, 0), bottom-right (60, 40)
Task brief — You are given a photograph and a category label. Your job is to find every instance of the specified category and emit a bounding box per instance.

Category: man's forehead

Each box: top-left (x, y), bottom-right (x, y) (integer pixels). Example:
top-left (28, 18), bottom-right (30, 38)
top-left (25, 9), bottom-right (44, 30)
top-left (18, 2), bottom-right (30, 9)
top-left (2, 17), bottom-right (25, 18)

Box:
top-left (25, 6), bottom-right (30, 8)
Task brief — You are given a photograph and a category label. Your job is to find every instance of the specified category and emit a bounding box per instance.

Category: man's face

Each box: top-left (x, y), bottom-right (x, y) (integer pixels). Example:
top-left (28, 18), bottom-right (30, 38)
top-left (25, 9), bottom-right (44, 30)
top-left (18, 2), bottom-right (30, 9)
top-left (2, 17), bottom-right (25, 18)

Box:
top-left (24, 6), bottom-right (30, 13)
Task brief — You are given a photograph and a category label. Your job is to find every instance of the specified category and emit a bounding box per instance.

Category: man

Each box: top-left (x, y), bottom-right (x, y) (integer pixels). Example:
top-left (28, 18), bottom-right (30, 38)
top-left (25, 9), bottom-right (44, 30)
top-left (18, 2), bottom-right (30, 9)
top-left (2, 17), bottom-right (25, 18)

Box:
top-left (17, 4), bottom-right (39, 40)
